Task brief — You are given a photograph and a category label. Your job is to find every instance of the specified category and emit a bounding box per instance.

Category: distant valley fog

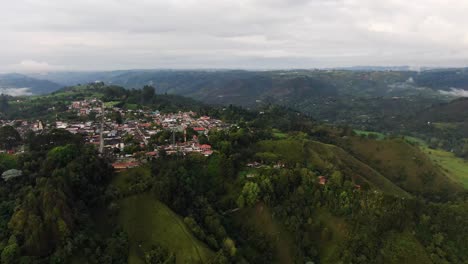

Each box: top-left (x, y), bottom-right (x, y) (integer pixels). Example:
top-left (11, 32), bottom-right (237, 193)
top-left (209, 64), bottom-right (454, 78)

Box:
top-left (0, 87), bottom-right (32, 96)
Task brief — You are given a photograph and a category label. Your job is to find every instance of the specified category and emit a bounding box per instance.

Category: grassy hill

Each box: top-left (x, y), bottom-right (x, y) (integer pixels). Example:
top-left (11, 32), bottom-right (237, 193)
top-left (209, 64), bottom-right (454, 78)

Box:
top-left (422, 147), bottom-right (468, 189)
top-left (118, 194), bottom-right (214, 264)
top-left (343, 137), bottom-right (463, 197)
top-left (256, 138), bottom-right (410, 197)
top-left (108, 167), bottom-right (214, 264)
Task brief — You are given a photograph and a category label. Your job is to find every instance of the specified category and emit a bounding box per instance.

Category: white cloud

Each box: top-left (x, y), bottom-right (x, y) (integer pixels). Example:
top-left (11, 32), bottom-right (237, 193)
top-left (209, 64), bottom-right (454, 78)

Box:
top-left (439, 88), bottom-right (468, 97)
top-left (1, 0), bottom-right (468, 71)
top-left (6, 60), bottom-right (66, 73)
top-left (0, 88), bottom-right (32, 96)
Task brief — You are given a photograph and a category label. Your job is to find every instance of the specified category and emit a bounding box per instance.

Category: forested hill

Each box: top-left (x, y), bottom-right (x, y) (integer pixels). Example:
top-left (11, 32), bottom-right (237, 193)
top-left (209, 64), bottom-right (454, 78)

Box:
top-left (26, 70), bottom-right (468, 157)
top-left (0, 83), bottom-right (209, 120)
top-left (0, 73), bottom-right (62, 95)
top-left (0, 85), bottom-right (467, 263)
top-left (30, 68), bottom-right (468, 98)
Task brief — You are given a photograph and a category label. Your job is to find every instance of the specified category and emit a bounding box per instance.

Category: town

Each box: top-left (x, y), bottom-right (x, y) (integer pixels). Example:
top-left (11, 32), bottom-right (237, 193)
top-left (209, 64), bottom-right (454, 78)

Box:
top-left (0, 98), bottom-right (231, 170)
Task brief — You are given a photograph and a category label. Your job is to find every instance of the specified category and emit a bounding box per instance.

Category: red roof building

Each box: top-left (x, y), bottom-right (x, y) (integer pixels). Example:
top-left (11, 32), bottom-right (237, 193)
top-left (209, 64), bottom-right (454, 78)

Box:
top-left (200, 144), bottom-right (212, 150)
top-left (203, 150), bottom-right (214, 156)
top-left (318, 176), bottom-right (327, 185)
top-left (112, 161), bottom-right (140, 171)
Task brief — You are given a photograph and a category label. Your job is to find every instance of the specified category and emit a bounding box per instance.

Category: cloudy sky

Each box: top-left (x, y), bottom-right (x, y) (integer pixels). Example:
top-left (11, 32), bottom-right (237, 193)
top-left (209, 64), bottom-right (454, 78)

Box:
top-left (1, 0), bottom-right (468, 72)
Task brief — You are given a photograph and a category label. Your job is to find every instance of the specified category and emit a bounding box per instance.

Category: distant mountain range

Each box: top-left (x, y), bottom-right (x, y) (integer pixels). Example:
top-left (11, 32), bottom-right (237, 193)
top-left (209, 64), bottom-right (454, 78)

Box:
top-left (0, 73), bottom-right (62, 95)
top-left (3, 68), bottom-right (468, 103)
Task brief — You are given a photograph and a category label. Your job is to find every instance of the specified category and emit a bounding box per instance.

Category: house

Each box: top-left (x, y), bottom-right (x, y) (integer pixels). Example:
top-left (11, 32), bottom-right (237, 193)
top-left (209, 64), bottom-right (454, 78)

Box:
top-left (112, 161), bottom-right (140, 171)
top-left (318, 176), bottom-right (327, 185)
top-left (193, 127), bottom-right (206, 134)
top-left (200, 144), bottom-right (212, 151)
top-left (146, 151), bottom-right (158, 157)
top-left (203, 150), bottom-right (213, 156)
top-left (247, 162), bottom-right (262, 168)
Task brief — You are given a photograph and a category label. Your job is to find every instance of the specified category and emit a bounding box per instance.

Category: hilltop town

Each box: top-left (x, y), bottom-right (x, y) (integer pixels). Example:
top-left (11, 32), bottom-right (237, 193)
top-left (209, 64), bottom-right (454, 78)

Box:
top-left (0, 98), bottom-right (230, 170)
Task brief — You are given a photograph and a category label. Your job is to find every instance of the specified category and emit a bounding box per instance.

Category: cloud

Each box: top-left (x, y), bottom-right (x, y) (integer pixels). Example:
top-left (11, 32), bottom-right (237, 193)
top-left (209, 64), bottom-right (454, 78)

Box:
top-left (439, 88), bottom-right (468, 97)
top-left (0, 88), bottom-right (32, 96)
top-left (7, 60), bottom-right (66, 73)
top-left (1, 0), bottom-right (468, 71)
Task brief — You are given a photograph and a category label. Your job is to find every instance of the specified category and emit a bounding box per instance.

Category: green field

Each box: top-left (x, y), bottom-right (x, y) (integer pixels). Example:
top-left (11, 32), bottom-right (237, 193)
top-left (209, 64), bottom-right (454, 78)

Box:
top-left (104, 101), bottom-right (122, 107)
top-left (119, 194), bottom-right (214, 264)
top-left (432, 122), bottom-right (461, 130)
top-left (422, 147), bottom-right (468, 189)
top-left (111, 165), bottom-right (152, 193)
top-left (353, 130), bottom-right (386, 140)
top-left (272, 129), bottom-right (288, 139)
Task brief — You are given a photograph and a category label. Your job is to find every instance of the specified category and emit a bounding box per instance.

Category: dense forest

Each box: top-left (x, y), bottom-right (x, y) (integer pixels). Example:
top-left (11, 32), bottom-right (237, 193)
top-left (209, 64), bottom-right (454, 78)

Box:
top-left (0, 85), bottom-right (467, 263)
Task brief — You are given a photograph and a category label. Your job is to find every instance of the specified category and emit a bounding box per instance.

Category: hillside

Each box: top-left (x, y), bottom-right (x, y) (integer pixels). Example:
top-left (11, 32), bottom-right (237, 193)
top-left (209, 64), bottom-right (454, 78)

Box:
top-left (256, 138), bottom-right (410, 197)
top-left (422, 147), bottom-right (468, 189)
top-left (0, 73), bottom-right (62, 95)
top-left (119, 194), bottom-right (214, 264)
top-left (25, 69), bottom-right (459, 132)
top-left (1, 77), bottom-right (467, 263)
top-left (415, 97), bottom-right (468, 122)
top-left (1, 83), bottom-right (207, 120)
top-left (342, 137), bottom-right (463, 198)
top-left (100, 167), bottom-right (215, 264)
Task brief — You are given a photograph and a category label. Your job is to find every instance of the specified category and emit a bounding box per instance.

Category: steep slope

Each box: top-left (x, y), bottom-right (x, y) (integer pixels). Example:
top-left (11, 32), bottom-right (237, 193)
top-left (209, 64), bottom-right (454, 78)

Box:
top-left (256, 139), bottom-right (410, 197)
top-left (343, 137), bottom-right (462, 197)
top-left (111, 167), bottom-right (214, 263)
top-left (119, 194), bottom-right (214, 264)
top-left (422, 147), bottom-right (468, 189)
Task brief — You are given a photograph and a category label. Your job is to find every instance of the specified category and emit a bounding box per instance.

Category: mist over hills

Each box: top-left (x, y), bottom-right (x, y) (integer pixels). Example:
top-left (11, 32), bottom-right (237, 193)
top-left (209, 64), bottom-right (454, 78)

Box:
top-left (3, 68), bottom-right (468, 107)
top-left (0, 73), bottom-right (62, 95)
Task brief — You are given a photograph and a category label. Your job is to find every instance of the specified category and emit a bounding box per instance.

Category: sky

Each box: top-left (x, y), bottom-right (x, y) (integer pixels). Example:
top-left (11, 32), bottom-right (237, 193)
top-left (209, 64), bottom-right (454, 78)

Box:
top-left (1, 0), bottom-right (468, 72)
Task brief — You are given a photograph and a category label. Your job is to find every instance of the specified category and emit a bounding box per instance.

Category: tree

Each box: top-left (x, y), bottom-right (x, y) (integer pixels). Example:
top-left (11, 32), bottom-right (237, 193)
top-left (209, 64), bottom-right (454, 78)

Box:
top-left (145, 245), bottom-right (175, 264)
top-left (222, 238), bottom-right (237, 257)
top-left (142, 85), bottom-right (156, 104)
top-left (1, 236), bottom-right (19, 264)
top-left (0, 95), bottom-right (9, 113)
top-left (0, 126), bottom-right (21, 150)
top-left (237, 182), bottom-right (260, 208)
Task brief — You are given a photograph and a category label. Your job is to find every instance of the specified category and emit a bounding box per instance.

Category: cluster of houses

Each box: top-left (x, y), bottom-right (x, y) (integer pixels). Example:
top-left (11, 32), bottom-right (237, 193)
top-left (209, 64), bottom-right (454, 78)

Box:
top-left (0, 99), bottom-right (231, 170)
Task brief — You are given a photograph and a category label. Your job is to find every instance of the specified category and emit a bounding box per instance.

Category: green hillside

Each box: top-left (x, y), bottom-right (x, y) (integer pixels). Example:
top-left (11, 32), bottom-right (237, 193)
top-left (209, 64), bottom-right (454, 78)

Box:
top-left (109, 167), bottom-right (213, 263)
top-left (343, 137), bottom-right (462, 197)
top-left (422, 147), bottom-right (468, 189)
top-left (118, 194), bottom-right (214, 264)
top-left (256, 138), bottom-right (410, 197)
top-left (380, 231), bottom-right (432, 264)
top-left (233, 203), bottom-right (296, 264)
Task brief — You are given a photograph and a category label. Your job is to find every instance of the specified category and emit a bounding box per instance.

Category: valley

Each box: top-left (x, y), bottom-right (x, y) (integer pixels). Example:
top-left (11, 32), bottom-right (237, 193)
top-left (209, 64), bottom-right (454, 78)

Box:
top-left (0, 77), bottom-right (467, 263)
